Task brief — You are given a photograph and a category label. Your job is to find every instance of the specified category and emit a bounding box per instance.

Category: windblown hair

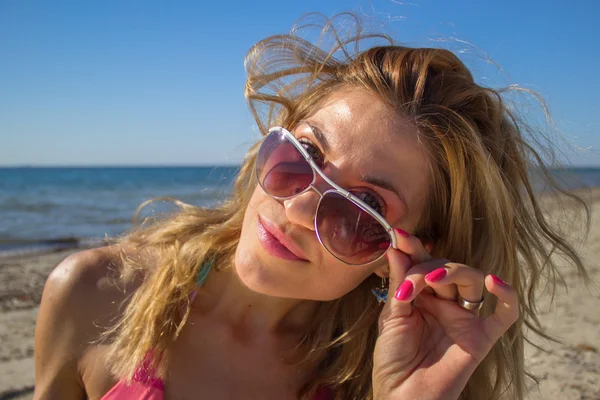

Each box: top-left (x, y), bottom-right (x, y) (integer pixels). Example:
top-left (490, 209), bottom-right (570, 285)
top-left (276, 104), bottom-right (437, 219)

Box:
top-left (103, 13), bottom-right (589, 400)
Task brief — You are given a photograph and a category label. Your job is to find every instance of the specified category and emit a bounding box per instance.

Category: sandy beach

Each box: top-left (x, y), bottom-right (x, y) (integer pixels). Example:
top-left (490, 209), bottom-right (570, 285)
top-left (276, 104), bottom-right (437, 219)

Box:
top-left (1, 192), bottom-right (599, 400)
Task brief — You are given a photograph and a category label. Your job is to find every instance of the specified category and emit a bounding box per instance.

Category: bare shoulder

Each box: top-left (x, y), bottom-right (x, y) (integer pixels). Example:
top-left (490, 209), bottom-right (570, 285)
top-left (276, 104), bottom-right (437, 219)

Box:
top-left (46, 245), bottom-right (140, 300)
top-left (33, 245), bottom-right (144, 399)
top-left (44, 245), bottom-right (142, 325)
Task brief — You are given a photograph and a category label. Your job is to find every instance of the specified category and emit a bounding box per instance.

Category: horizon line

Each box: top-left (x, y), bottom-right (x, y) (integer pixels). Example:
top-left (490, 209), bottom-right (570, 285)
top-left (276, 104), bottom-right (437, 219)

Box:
top-left (0, 163), bottom-right (242, 168)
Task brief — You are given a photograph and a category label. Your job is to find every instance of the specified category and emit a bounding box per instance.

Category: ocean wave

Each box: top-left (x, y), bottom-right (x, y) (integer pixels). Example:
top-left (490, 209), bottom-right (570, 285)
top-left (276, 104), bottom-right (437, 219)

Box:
top-left (0, 237), bottom-right (106, 259)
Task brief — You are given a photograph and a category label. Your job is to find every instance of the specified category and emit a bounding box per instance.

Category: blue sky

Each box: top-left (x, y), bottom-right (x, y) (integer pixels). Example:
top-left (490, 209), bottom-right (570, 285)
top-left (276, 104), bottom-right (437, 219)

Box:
top-left (1, 0), bottom-right (598, 166)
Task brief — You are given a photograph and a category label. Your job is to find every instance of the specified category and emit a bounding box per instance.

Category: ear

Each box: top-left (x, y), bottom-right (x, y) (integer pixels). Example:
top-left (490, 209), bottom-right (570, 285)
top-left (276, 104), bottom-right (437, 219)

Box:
top-left (418, 236), bottom-right (435, 254)
top-left (424, 241), bottom-right (435, 254)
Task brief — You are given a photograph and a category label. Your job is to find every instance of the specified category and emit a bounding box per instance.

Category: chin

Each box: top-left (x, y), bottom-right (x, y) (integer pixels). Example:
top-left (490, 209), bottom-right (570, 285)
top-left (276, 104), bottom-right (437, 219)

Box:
top-left (233, 244), bottom-right (320, 300)
top-left (234, 241), bottom-right (291, 297)
top-left (233, 246), bottom-right (349, 302)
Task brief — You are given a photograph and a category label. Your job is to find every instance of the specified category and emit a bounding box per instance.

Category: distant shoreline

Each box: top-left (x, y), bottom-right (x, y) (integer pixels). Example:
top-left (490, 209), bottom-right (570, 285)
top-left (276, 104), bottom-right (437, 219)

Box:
top-left (0, 237), bottom-right (107, 260)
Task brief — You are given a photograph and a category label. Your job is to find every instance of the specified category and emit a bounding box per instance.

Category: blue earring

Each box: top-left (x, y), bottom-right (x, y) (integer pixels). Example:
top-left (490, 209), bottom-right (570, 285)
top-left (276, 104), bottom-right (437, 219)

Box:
top-left (371, 277), bottom-right (388, 305)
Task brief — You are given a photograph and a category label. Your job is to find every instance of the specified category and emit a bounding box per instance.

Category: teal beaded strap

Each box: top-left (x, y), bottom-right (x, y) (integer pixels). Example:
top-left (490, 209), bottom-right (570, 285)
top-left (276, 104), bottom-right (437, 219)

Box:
top-left (195, 258), bottom-right (214, 287)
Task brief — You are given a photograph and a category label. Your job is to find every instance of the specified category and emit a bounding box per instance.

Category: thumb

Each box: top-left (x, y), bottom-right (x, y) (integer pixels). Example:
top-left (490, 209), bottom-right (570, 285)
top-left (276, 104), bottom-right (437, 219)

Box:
top-left (383, 248), bottom-right (413, 318)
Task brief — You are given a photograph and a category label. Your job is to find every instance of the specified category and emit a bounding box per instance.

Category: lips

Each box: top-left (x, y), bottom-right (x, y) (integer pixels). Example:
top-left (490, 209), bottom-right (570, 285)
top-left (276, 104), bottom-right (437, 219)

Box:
top-left (257, 216), bottom-right (308, 261)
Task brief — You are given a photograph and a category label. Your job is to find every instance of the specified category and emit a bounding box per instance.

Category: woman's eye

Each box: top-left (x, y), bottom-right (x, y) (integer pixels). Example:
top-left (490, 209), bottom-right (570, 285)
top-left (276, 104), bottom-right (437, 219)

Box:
top-left (354, 191), bottom-right (385, 215)
top-left (299, 139), bottom-right (324, 166)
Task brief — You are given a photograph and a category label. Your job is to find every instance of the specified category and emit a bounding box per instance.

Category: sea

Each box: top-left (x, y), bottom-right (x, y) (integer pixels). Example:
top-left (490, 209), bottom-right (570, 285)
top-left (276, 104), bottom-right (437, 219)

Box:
top-left (0, 166), bottom-right (239, 257)
top-left (1, 166), bottom-right (599, 258)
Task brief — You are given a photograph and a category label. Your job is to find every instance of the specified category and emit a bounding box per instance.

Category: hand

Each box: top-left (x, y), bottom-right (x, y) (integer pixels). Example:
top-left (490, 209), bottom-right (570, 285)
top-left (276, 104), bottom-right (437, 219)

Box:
top-left (372, 229), bottom-right (519, 400)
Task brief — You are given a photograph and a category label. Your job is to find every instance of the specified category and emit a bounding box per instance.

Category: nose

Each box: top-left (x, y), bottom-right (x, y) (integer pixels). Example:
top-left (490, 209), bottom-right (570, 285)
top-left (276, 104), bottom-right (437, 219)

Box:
top-left (283, 188), bottom-right (321, 232)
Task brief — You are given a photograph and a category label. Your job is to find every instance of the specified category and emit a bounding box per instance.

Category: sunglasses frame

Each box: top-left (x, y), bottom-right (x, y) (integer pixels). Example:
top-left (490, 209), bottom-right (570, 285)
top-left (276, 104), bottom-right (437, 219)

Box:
top-left (256, 126), bottom-right (398, 265)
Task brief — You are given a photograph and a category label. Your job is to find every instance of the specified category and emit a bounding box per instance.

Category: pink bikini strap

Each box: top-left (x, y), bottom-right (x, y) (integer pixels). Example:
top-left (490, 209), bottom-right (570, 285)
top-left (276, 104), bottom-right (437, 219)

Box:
top-left (132, 351), bottom-right (165, 390)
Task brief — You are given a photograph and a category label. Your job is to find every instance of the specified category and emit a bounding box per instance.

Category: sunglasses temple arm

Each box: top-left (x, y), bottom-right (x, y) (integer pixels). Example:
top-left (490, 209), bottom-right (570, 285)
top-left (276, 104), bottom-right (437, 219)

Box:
top-left (388, 227), bottom-right (398, 249)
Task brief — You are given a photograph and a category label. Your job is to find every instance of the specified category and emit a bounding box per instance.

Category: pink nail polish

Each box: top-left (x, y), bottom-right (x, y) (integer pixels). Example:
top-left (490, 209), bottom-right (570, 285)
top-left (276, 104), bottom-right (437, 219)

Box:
top-left (490, 275), bottom-right (506, 286)
top-left (425, 268), bottom-right (447, 282)
top-left (395, 280), bottom-right (414, 301)
top-left (394, 228), bottom-right (410, 237)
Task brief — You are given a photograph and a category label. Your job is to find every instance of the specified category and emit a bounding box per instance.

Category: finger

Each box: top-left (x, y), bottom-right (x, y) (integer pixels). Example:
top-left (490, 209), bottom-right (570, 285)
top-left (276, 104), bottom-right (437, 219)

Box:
top-left (425, 263), bottom-right (485, 304)
top-left (482, 275), bottom-right (519, 342)
top-left (423, 267), bottom-right (457, 300)
top-left (392, 228), bottom-right (432, 265)
top-left (384, 248), bottom-right (412, 317)
top-left (393, 258), bottom-right (449, 303)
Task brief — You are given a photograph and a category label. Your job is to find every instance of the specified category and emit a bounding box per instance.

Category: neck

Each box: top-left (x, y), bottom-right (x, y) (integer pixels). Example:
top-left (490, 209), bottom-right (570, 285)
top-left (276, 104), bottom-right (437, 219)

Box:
top-left (190, 261), bottom-right (319, 339)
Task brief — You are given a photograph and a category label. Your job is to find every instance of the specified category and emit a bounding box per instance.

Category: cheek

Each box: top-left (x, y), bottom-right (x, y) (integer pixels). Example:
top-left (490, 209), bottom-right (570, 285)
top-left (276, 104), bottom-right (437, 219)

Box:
top-left (238, 186), bottom-right (268, 247)
top-left (235, 190), bottom-right (268, 281)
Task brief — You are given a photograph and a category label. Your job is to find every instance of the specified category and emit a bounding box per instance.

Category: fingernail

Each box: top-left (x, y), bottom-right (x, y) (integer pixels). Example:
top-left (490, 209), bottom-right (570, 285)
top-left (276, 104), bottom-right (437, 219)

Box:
top-left (395, 280), bottom-right (414, 301)
top-left (394, 228), bottom-right (410, 237)
top-left (490, 275), bottom-right (506, 286)
top-left (425, 268), bottom-right (447, 282)
top-left (385, 252), bottom-right (390, 261)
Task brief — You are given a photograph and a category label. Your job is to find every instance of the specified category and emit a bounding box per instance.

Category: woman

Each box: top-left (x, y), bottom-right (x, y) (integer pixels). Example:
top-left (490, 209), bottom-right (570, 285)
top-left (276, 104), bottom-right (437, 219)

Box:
top-left (33, 14), bottom-right (588, 400)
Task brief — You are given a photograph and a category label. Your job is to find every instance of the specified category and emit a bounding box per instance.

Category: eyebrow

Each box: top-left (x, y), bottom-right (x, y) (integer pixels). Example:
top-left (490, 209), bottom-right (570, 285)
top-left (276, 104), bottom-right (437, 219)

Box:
top-left (305, 122), bottom-right (332, 154)
top-left (304, 120), bottom-right (408, 210)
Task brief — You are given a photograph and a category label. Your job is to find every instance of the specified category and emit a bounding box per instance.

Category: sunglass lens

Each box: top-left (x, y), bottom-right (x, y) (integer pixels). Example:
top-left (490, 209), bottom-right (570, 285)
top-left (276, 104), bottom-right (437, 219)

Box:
top-left (256, 129), bottom-right (313, 198)
top-left (316, 192), bottom-right (390, 265)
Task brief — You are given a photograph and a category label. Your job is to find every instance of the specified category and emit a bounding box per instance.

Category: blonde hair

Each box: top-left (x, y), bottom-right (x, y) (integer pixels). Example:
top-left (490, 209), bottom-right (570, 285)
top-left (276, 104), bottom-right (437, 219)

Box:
top-left (103, 13), bottom-right (589, 400)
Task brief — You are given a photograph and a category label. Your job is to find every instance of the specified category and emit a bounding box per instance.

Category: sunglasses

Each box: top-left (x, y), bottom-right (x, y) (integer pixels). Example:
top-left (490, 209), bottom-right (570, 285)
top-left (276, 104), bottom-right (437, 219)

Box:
top-left (255, 126), bottom-right (398, 266)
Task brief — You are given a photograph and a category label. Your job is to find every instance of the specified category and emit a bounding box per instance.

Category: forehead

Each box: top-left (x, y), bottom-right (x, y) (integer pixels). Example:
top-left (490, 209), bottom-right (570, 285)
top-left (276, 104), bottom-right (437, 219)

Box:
top-left (309, 90), bottom-right (416, 153)
top-left (301, 88), bottom-right (430, 221)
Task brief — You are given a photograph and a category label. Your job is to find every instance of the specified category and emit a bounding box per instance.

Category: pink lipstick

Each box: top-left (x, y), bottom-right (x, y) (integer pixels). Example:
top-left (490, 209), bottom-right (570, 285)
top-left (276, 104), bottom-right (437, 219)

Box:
top-left (257, 216), bottom-right (307, 261)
